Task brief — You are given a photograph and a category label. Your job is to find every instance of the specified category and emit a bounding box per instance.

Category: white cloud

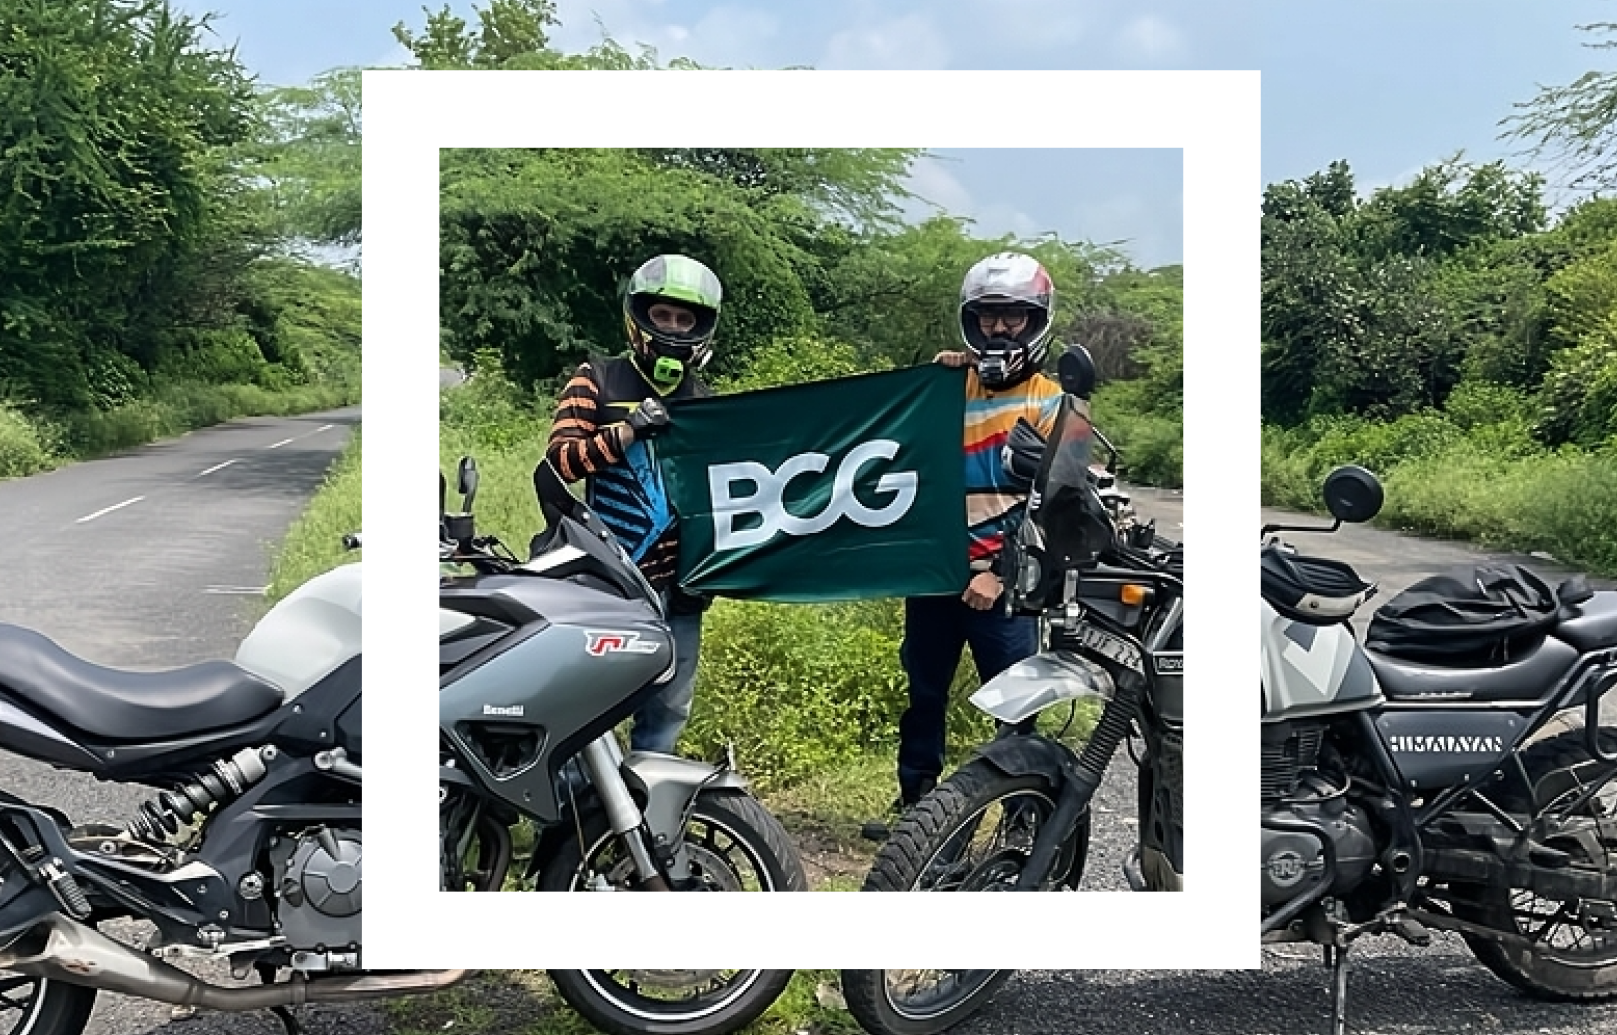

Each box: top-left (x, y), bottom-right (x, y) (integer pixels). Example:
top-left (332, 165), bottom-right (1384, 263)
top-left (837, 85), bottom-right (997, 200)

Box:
top-left (1072, 191), bottom-right (1181, 267)
top-left (1361, 163), bottom-right (1429, 195)
top-left (551, 1), bottom-right (780, 68)
top-left (371, 41), bottom-right (414, 69)
top-left (976, 0), bottom-right (1087, 49)
top-left (821, 13), bottom-right (951, 70)
top-left (975, 201), bottom-right (1045, 240)
top-left (685, 6), bottom-right (782, 67)
top-left (901, 161), bottom-right (1047, 243)
top-left (904, 158), bottom-right (976, 217)
top-left (1116, 15), bottom-right (1187, 63)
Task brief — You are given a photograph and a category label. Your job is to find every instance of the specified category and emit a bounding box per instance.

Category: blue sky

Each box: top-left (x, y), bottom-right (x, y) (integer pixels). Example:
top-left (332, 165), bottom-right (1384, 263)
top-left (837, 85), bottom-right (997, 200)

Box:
top-left (174, 0), bottom-right (1614, 268)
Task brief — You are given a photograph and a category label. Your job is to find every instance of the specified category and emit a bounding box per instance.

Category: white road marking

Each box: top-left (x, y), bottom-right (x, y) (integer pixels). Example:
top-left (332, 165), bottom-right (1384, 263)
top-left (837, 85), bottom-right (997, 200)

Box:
top-left (76, 496), bottom-right (144, 523)
top-left (267, 424), bottom-right (335, 451)
top-left (205, 585), bottom-right (269, 595)
top-left (196, 459), bottom-right (239, 477)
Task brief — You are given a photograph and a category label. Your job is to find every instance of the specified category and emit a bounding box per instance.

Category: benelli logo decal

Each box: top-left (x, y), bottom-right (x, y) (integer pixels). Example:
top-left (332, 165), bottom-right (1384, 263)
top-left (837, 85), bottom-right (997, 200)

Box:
top-left (585, 631), bottom-right (661, 657)
top-left (1388, 735), bottom-right (1506, 754)
top-left (482, 704), bottom-right (524, 717)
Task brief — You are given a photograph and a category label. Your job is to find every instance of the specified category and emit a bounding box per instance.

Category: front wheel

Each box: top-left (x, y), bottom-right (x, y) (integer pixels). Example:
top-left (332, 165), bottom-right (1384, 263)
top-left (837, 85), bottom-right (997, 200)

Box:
top-left (843, 760), bottom-right (1087, 1035)
top-left (862, 759), bottom-right (1087, 894)
top-left (1456, 727), bottom-right (1617, 1000)
top-left (542, 789), bottom-right (803, 1035)
top-left (841, 970), bottom-right (1013, 1035)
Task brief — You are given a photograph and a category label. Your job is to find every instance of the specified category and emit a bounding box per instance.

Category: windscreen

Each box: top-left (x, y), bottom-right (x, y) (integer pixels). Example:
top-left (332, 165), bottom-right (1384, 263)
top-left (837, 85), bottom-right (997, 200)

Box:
top-left (1030, 397), bottom-right (1111, 566)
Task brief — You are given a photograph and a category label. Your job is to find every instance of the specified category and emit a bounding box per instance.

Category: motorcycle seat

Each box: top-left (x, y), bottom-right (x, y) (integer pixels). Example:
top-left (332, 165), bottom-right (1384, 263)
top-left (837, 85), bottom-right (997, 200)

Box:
top-left (1554, 591), bottom-right (1617, 653)
top-left (1365, 635), bottom-right (1581, 703)
top-left (0, 624), bottom-right (283, 742)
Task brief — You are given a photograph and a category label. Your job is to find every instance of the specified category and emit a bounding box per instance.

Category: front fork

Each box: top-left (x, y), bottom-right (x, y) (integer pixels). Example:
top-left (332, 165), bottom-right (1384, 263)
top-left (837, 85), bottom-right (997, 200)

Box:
top-left (578, 734), bottom-right (673, 891)
top-left (1015, 671), bottom-right (1146, 890)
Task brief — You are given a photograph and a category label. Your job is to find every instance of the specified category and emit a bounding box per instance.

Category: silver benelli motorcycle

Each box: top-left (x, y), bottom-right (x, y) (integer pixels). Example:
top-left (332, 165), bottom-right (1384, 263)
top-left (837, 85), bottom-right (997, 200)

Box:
top-left (0, 533), bottom-right (469, 1035)
top-left (438, 458), bottom-right (804, 1035)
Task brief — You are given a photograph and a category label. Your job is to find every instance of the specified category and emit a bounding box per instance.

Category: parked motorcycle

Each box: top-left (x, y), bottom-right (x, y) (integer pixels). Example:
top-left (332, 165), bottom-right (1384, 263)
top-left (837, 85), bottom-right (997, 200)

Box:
top-left (0, 533), bottom-right (468, 1035)
top-left (845, 447), bottom-right (1617, 1035)
top-left (437, 455), bottom-right (804, 1035)
top-left (842, 346), bottom-right (1186, 1034)
top-left (1255, 465), bottom-right (1617, 1035)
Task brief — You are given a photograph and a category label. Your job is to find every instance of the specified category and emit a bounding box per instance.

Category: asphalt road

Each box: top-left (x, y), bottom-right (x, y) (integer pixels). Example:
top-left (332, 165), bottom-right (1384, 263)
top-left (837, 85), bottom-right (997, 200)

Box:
top-left (952, 500), bottom-right (1617, 1035)
top-left (0, 408), bottom-right (380, 1035)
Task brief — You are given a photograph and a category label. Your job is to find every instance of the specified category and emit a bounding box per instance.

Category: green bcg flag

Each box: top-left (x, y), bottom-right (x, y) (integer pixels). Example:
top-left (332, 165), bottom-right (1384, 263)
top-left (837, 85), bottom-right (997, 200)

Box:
top-left (656, 364), bottom-right (969, 603)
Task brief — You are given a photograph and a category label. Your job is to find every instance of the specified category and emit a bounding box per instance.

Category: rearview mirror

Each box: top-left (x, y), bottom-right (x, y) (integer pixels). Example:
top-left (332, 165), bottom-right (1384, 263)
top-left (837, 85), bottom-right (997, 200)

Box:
top-left (457, 456), bottom-right (479, 513)
top-left (1322, 465), bottom-right (1383, 524)
top-left (1057, 345), bottom-right (1096, 400)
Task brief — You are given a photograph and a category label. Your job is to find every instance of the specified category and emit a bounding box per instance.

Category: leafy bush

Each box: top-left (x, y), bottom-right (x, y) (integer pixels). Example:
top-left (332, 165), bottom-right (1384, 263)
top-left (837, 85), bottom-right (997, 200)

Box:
top-left (0, 404), bottom-right (58, 479)
top-left (1264, 406), bottom-right (1617, 576)
top-left (1092, 380), bottom-right (1183, 488)
top-left (681, 597), bottom-right (1001, 793)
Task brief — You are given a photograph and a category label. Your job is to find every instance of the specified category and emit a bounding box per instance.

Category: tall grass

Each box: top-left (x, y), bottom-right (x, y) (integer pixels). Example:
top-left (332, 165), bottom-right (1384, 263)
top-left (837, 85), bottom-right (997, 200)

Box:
top-left (265, 432), bottom-right (363, 605)
top-left (1263, 412), bottom-right (1617, 575)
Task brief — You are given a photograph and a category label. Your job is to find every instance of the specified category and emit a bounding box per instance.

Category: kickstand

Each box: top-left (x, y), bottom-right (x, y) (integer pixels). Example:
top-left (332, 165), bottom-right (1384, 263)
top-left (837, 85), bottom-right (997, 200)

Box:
top-left (271, 1005), bottom-right (303, 1035)
top-left (1327, 941), bottom-right (1350, 1035)
top-left (256, 964), bottom-right (303, 1035)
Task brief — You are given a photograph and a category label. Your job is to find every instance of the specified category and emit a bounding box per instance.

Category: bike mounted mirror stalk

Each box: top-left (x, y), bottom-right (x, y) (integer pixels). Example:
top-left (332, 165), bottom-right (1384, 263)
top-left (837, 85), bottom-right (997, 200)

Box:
top-left (1260, 465), bottom-right (1384, 539)
top-left (1092, 425), bottom-right (1121, 476)
top-left (442, 459), bottom-right (477, 551)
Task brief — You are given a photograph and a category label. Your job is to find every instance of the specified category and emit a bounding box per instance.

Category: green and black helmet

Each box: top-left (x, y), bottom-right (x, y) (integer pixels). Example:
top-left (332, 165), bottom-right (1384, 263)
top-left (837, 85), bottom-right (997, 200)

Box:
top-left (622, 254), bottom-right (723, 383)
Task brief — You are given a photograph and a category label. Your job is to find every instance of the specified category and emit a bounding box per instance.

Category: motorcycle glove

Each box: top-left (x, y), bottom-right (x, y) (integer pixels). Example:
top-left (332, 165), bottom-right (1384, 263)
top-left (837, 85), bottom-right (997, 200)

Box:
top-left (626, 397), bottom-right (671, 439)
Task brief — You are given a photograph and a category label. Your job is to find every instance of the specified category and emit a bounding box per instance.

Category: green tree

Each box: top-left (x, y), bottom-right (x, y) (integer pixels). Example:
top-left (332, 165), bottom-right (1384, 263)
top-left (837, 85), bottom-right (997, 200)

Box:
top-left (1505, 19), bottom-right (1617, 193)
top-left (393, 0), bottom-right (706, 71)
top-left (254, 68), bottom-right (362, 254)
top-left (0, 0), bottom-right (259, 408)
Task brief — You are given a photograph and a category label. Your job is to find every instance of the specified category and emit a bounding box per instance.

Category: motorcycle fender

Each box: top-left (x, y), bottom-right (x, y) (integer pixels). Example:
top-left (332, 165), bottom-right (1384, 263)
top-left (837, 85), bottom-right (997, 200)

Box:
top-left (970, 650), bottom-right (1115, 725)
top-left (619, 752), bottom-right (749, 848)
top-left (971, 733), bottom-right (1081, 783)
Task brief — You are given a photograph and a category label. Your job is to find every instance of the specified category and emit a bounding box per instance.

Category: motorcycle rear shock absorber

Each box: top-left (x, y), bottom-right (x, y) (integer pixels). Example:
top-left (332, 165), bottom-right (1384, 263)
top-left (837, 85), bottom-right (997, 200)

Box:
top-left (125, 745), bottom-right (278, 846)
top-left (1017, 673), bottom-right (1144, 889)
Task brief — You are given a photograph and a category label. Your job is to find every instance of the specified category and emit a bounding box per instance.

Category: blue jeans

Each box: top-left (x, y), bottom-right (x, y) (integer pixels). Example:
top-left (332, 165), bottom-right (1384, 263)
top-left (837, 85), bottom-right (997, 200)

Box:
top-left (897, 594), bottom-right (1038, 802)
top-left (629, 609), bottom-right (703, 754)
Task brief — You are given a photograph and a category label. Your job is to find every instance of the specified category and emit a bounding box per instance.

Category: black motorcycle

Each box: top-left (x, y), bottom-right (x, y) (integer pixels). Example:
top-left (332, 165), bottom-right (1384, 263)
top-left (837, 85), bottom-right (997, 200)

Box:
top-left (842, 346), bottom-right (1186, 1034)
top-left (0, 533), bottom-right (466, 1035)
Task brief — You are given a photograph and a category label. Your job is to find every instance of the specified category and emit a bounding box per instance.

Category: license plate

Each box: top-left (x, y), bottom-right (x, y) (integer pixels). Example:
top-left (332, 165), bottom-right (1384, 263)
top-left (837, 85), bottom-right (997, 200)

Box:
top-left (1072, 620), bottom-right (1142, 671)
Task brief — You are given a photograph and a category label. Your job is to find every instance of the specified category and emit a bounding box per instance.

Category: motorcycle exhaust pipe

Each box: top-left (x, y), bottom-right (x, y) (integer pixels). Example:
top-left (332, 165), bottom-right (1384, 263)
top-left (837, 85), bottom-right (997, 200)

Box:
top-left (0, 916), bottom-right (469, 1010)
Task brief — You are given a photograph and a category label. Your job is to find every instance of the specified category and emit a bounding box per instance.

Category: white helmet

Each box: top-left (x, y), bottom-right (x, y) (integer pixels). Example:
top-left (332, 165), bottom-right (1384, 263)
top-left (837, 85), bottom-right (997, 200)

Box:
top-left (959, 251), bottom-right (1056, 389)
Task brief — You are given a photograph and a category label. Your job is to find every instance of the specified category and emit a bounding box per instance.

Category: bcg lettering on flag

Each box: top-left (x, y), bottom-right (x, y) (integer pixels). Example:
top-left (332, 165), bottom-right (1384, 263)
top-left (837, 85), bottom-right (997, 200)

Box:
top-left (654, 365), bottom-right (969, 604)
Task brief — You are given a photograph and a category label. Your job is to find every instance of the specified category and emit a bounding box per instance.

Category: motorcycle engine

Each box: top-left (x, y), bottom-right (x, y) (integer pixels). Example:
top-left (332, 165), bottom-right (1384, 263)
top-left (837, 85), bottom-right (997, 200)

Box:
top-left (1261, 723), bottom-right (1378, 910)
top-left (271, 826), bottom-right (362, 961)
